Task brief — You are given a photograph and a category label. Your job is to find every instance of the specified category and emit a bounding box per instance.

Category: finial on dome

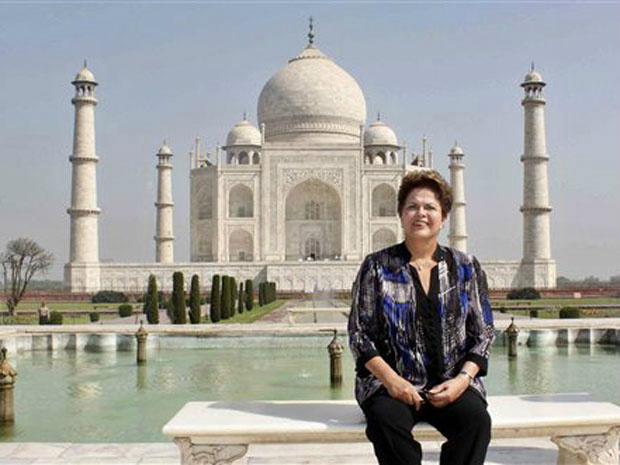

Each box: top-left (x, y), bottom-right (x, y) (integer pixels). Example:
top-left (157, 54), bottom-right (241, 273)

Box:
top-left (84, 59), bottom-right (87, 68)
top-left (308, 16), bottom-right (315, 45)
top-left (531, 61), bottom-right (535, 72)
top-left (243, 111), bottom-right (247, 120)
top-left (376, 111), bottom-right (381, 121)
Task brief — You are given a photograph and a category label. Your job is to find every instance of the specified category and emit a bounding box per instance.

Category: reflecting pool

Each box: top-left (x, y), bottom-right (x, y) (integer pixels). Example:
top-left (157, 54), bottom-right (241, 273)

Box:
top-left (1, 337), bottom-right (618, 442)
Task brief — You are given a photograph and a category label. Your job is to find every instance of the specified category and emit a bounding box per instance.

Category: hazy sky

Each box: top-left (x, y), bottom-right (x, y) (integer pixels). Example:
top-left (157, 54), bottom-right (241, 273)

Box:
top-left (1, 2), bottom-right (619, 281)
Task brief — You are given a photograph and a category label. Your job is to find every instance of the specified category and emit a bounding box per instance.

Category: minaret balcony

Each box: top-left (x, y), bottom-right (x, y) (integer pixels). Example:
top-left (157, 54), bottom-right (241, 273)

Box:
top-left (69, 155), bottom-right (99, 163)
top-left (520, 205), bottom-right (552, 213)
top-left (71, 96), bottom-right (98, 105)
top-left (155, 201), bottom-right (175, 208)
top-left (67, 207), bottom-right (101, 216)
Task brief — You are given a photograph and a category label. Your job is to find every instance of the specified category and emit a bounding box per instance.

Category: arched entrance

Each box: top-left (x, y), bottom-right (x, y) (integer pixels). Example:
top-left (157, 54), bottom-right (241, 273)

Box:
top-left (285, 179), bottom-right (341, 261)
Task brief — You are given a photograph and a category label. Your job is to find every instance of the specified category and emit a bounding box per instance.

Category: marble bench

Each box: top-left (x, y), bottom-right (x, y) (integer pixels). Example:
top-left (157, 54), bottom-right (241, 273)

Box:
top-left (162, 393), bottom-right (620, 465)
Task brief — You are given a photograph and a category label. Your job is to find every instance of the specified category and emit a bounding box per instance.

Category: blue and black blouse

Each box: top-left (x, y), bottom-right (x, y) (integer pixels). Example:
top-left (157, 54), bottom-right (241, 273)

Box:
top-left (348, 242), bottom-right (495, 406)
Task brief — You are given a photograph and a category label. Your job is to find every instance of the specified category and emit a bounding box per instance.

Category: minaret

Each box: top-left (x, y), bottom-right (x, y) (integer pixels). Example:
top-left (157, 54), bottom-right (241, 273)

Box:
top-left (448, 142), bottom-right (467, 252)
top-left (521, 65), bottom-right (552, 262)
top-left (68, 62), bottom-right (100, 264)
top-left (155, 141), bottom-right (174, 263)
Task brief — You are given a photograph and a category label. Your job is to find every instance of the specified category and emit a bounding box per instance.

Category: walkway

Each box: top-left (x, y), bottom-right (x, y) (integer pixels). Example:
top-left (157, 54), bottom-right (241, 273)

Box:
top-left (0, 439), bottom-right (561, 464)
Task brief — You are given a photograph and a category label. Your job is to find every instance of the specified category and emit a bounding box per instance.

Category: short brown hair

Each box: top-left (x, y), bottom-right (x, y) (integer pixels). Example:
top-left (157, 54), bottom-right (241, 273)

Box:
top-left (397, 169), bottom-right (453, 219)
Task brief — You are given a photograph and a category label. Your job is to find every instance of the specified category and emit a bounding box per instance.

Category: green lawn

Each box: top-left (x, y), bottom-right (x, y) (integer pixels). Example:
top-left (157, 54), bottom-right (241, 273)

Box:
top-left (0, 301), bottom-right (127, 312)
top-left (216, 299), bottom-right (285, 324)
top-left (0, 313), bottom-right (119, 325)
top-left (491, 297), bottom-right (620, 307)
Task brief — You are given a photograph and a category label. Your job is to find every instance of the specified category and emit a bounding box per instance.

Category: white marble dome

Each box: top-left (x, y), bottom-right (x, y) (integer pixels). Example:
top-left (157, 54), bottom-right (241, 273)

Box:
top-left (524, 69), bottom-right (543, 83)
top-left (364, 120), bottom-right (398, 146)
top-left (74, 66), bottom-right (96, 83)
top-left (450, 143), bottom-right (464, 155)
top-left (226, 119), bottom-right (261, 146)
top-left (257, 45), bottom-right (367, 142)
top-left (157, 141), bottom-right (172, 155)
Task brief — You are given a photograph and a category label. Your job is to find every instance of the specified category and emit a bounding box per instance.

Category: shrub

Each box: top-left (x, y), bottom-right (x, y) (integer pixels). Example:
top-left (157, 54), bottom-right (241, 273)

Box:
top-left (529, 310), bottom-right (539, 318)
top-left (245, 279), bottom-right (253, 311)
top-left (210, 275), bottom-right (221, 323)
top-left (172, 271), bottom-right (187, 324)
top-left (230, 278), bottom-right (237, 316)
top-left (49, 311), bottom-right (63, 325)
top-left (189, 274), bottom-right (201, 324)
top-left (92, 290), bottom-right (128, 304)
top-left (258, 282), bottom-right (265, 307)
top-left (89, 312), bottom-right (100, 322)
top-left (221, 276), bottom-right (231, 319)
top-left (144, 275), bottom-right (159, 324)
top-left (238, 282), bottom-right (244, 314)
top-left (559, 307), bottom-right (580, 319)
top-left (506, 287), bottom-right (541, 300)
top-left (118, 303), bottom-right (134, 318)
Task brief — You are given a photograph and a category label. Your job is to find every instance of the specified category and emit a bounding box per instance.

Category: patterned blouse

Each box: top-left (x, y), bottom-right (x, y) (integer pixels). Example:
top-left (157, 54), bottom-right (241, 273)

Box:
top-left (348, 242), bottom-right (495, 406)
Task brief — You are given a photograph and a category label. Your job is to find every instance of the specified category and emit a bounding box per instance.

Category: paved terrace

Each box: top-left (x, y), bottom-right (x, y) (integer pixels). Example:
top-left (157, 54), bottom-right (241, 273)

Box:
top-left (0, 439), bottom-right (561, 464)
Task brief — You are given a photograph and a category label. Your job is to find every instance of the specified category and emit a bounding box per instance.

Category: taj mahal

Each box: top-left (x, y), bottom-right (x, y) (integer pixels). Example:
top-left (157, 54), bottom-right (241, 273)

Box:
top-left (64, 24), bottom-right (556, 293)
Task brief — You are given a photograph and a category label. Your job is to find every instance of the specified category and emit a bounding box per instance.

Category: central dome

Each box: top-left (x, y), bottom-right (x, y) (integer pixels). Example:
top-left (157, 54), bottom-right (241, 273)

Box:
top-left (257, 45), bottom-right (367, 143)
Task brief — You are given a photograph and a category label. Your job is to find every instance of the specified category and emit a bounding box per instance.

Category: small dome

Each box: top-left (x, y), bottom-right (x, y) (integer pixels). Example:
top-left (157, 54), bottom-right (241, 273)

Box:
top-left (363, 120), bottom-right (398, 147)
top-left (226, 119), bottom-right (261, 147)
top-left (449, 143), bottom-right (464, 156)
top-left (523, 68), bottom-right (543, 84)
top-left (74, 65), bottom-right (96, 83)
top-left (157, 141), bottom-right (172, 156)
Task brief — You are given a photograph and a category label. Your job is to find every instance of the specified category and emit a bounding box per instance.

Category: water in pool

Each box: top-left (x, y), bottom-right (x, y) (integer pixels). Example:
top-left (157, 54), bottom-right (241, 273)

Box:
top-left (1, 339), bottom-right (618, 442)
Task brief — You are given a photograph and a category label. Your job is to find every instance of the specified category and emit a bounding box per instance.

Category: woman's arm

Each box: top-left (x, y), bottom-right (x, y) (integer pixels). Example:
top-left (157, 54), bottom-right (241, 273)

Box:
top-left (348, 256), bottom-right (381, 370)
top-left (463, 256), bottom-right (496, 376)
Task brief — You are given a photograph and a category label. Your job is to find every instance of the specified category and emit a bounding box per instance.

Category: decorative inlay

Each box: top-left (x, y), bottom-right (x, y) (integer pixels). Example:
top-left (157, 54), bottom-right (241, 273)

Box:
top-left (552, 427), bottom-right (620, 465)
top-left (282, 168), bottom-right (343, 193)
top-left (174, 438), bottom-right (248, 465)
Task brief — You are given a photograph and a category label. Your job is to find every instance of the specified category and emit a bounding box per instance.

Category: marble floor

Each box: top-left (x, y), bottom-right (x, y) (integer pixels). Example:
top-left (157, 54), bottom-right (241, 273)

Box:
top-left (0, 438), bottom-right (563, 464)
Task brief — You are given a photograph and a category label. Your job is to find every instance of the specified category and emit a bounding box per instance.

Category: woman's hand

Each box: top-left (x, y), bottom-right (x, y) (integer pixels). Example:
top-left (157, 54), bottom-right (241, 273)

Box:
top-left (385, 374), bottom-right (425, 411)
top-left (427, 375), bottom-right (469, 408)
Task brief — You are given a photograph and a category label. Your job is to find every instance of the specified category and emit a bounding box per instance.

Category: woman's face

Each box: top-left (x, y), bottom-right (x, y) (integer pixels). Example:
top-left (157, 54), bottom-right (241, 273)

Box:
top-left (400, 186), bottom-right (444, 242)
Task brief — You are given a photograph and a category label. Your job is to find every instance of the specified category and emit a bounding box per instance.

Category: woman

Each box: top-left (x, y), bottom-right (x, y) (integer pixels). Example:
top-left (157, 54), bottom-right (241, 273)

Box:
top-left (348, 170), bottom-right (495, 465)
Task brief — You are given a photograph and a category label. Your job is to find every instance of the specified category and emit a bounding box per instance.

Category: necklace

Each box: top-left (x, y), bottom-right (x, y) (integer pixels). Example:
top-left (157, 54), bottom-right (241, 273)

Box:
top-left (411, 259), bottom-right (434, 272)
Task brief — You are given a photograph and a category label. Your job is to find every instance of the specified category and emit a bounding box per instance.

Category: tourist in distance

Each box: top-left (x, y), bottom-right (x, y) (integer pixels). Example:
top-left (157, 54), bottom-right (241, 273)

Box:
top-left (348, 169), bottom-right (496, 465)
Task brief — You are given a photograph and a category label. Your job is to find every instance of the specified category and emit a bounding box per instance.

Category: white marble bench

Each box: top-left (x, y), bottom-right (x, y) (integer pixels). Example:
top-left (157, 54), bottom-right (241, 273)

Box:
top-left (162, 393), bottom-right (620, 465)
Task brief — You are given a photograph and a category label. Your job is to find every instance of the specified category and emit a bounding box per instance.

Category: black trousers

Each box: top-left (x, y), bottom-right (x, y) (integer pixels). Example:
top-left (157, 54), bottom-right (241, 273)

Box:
top-left (361, 388), bottom-right (491, 465)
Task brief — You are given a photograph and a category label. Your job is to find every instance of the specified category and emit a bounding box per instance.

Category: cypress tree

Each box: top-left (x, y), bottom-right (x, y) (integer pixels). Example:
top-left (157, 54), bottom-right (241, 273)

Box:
top-left (238, 282), bottom-right (244, 314)
top-left (258, 282), bottom-right (264, 307)
top-left (245, 279), bottom-right (253, 311)
top-left (189, 274), bottom-right (201, 324)
top-left (230, 277), bottom-right (237, 316)
top-left (210, 275), bottom-right (221, 323)
top-left (221, 276), bottom-right (231, 319)
top-left (144, 274), bottom-right (159, 324)
top-left (172, 271), bottom-right (187, 324)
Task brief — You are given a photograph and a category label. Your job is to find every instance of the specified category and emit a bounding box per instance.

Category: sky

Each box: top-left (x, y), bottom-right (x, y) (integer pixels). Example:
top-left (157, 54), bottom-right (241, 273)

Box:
top-left (1, 2), bottom-right (619, 281)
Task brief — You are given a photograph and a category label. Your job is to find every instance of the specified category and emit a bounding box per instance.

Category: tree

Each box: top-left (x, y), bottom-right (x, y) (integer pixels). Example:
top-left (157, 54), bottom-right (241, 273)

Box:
top-left (230, 277), bottom-right (237, 316)
top-left (238, 282), bottom-right (244, 314)
top-left (210, 275), bottom-right (221, 323)
top-left (221, 276), bottom-right (231, 319)
top-left (143, 275), bottom-right (159, 324)
top-left (1, 238), bottom-right (54, 316)
top-left (189, 274), bottom-right (201, 324)
top-left (171, 271), bottom-right (187, 324)
top-left (245, 279), bottom-right (253, 311)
